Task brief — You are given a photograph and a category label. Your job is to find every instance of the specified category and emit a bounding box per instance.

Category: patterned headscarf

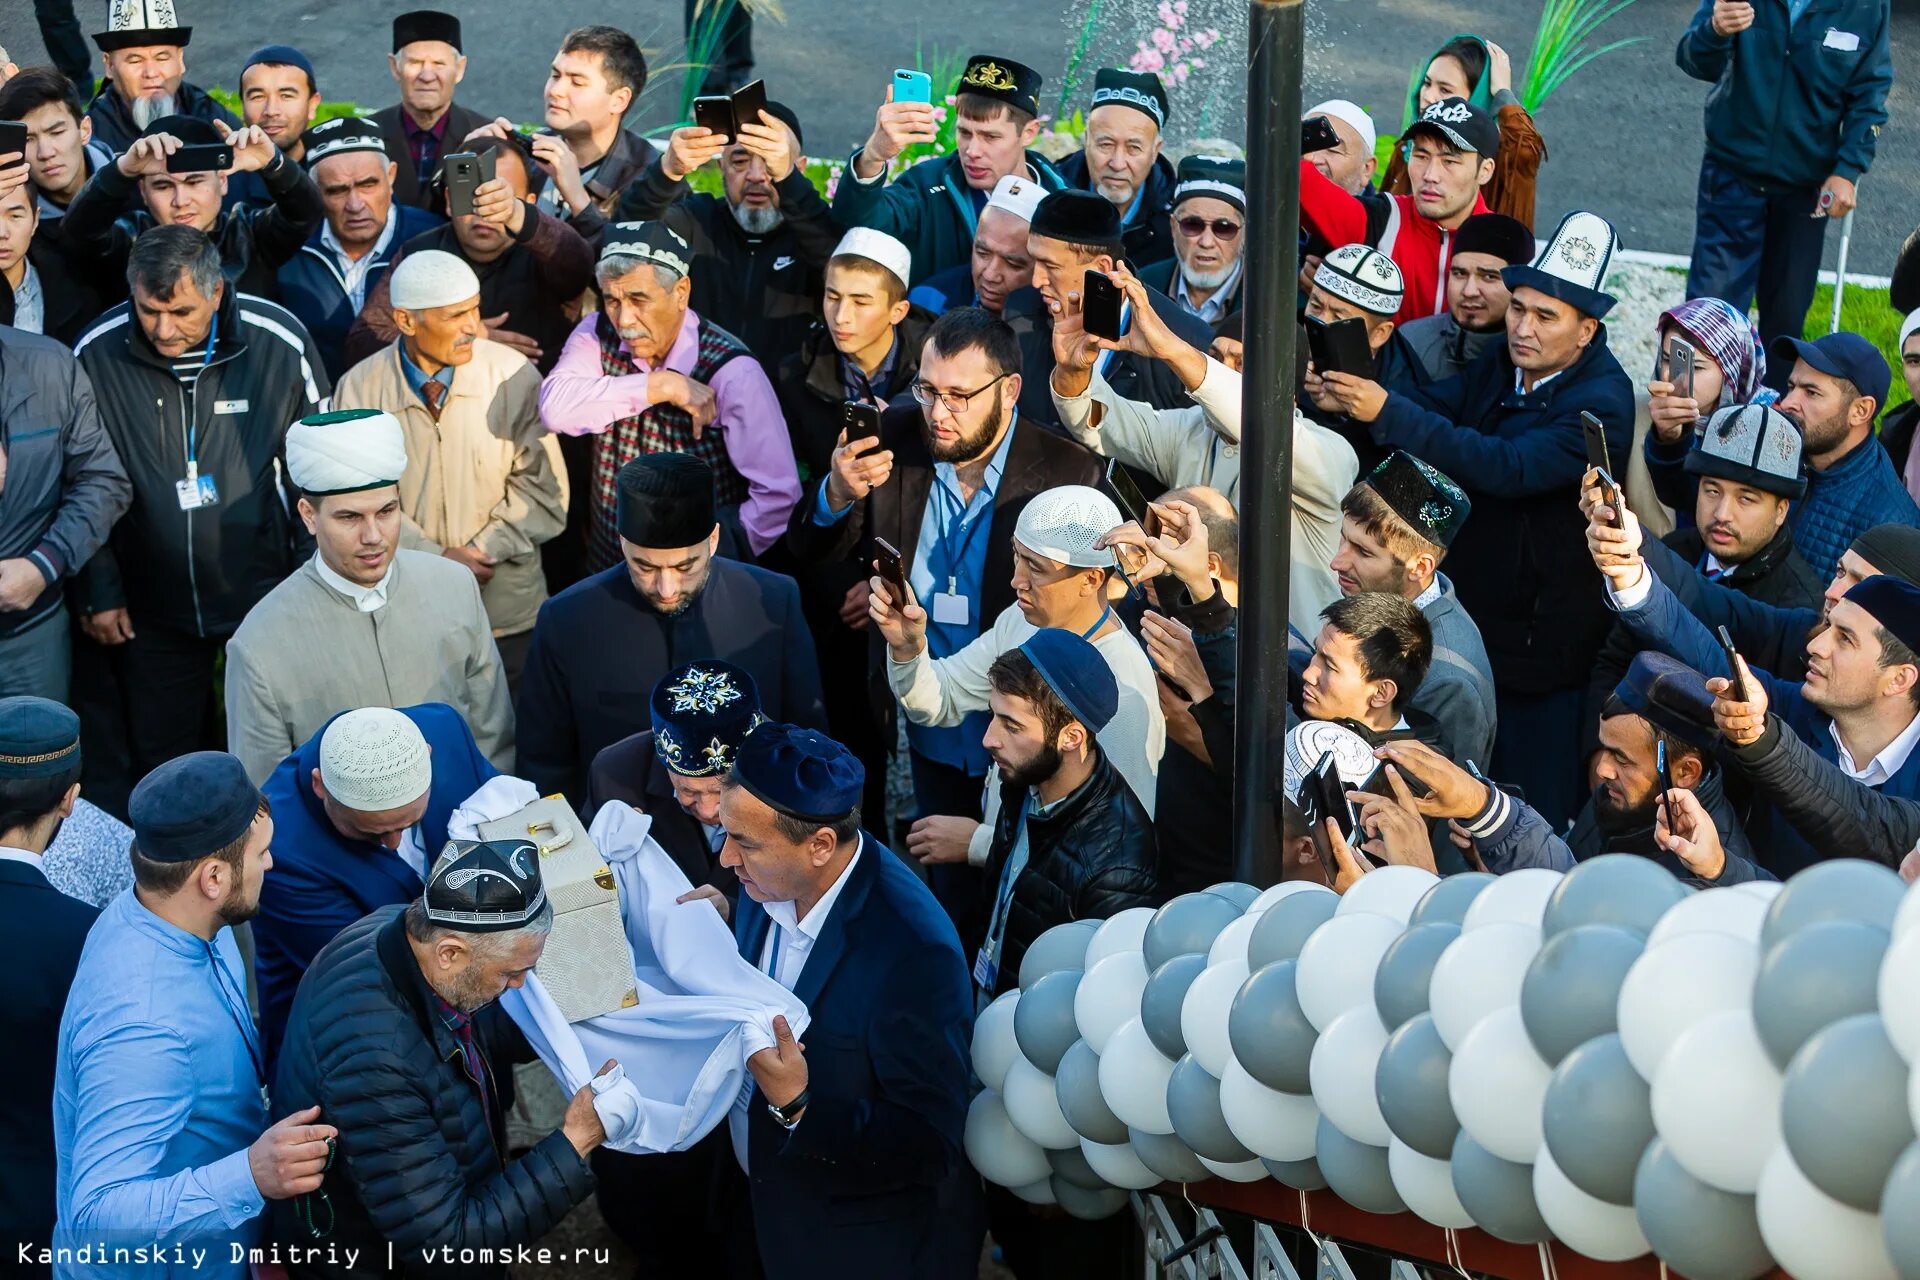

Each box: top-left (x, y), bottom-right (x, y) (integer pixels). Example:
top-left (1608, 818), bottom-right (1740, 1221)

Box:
top-left (1657, 298), bottom-right (1773, 408)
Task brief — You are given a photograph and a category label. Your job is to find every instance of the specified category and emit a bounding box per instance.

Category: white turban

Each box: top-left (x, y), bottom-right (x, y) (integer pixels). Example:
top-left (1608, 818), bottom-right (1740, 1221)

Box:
top-left (319, 708), bottom-right (432, 813)
top-left (389, 249), bottom-right (482, 312)
top-left (286, 408), bottom-right (408, 495)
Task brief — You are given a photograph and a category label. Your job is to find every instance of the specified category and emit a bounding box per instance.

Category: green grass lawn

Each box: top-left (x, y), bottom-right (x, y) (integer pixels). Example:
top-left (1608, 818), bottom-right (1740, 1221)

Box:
top-left (1807, 282), bottom-right (1910, 411)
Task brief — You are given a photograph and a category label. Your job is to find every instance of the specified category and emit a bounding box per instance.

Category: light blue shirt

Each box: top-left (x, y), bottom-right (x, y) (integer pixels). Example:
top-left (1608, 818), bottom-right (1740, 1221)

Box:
top-left (53, 889), bottom-right (267, 1278)
top-left (398, 341), bottom-right (454, 408)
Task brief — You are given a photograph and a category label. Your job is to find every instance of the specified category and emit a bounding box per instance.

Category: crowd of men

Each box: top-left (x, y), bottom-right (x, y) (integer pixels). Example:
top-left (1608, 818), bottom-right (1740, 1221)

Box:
top-left (0, 0), bottom-right (1905, 1276)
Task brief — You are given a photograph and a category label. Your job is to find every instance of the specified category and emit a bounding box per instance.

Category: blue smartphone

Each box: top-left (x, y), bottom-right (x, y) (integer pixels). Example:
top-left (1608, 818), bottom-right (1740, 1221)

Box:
top-left (893, 69), bottom-right (932, 104)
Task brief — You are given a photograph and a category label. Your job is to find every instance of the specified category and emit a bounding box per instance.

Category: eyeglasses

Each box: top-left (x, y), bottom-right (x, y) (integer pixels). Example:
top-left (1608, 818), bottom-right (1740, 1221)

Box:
top-left (911, 371), bottom-right (1010, 415)
top-left (1177, 216), bottom-right (1243, 241)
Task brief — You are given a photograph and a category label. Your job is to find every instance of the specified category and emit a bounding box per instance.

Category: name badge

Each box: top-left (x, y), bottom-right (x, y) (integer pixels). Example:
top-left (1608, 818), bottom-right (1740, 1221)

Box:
top-left (175, 473), bottom-right (220, 510)
top-left (214, 399), bottom-right (249, 415)
top-left (930, 591), bottom-right (969, 627)
top-left (1823, 28), bottom-right (1861, 50)
top-left (972, 947), bottom-right (996, 992)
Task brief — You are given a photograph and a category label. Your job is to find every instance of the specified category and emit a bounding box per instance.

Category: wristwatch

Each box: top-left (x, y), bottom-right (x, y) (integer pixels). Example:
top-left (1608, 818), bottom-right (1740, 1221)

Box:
top-left (766, 1088), bottom-right (810, 1129)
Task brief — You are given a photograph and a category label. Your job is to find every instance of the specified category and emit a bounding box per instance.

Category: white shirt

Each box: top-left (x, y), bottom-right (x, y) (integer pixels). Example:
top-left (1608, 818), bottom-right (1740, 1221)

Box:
top-left (1412, 578), bottom-right (1443, 610)
top-left (1831, 710), bottom-right (1920, 786)
top-left (396, 827), bottom-right (428, 881)
top-left (319, 210), bottom-right (399, 314)
top-left (0, 844), bottom-right (44, 869)
top-left (311, 551), bottom-right (395, 614)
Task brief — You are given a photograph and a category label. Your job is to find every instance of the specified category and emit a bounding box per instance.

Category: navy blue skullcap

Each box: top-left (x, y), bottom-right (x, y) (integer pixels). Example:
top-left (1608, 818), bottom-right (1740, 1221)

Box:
top-left (1770, 332), bottom-right (1892, 421)
top-left (1610, 652), bottom-right (1717, 752)
top-left (1018, 627), bottom-right (1119, 733)
top-left (651, 661), bottom-right (765, 778)
top-left (0, 696), bottom-right (80, 781)
top-left (730, 722), bottom-right (864, 824)
top-left (1844, 575), bottom-right (1920, 657)
top-left (129, 751), bottom-right (261, 863)
top-left (139, 113), bottom-right (224, 146)
top-left (242, 45), bottom-right (316, 85)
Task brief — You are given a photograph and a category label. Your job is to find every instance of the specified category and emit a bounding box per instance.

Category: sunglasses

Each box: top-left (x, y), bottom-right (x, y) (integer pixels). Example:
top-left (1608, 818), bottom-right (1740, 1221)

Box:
top-left (1176, 216), bottom-right (1242, 240)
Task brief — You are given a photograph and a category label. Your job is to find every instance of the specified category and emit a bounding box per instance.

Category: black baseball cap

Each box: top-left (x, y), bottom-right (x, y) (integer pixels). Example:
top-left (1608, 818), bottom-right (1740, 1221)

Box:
top-left (1403, 97), bottom-right (1499, 158)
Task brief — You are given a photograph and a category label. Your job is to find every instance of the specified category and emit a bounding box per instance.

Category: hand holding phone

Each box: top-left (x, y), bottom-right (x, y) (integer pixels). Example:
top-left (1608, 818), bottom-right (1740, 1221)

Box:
top-left (1081, 271), bottom-right (1129, 342)
top-left (1717, 625), bottom-right (1752, 702)
top-left (1666, 337), bottom-right (1696, 404)
top-left (1301, 115), bottom-right (1340, 155)
top-left (871, 536), bottom-right (910, 611)
top-left (891, 69), bottom-right (933, 105)
top-left (693, 96), bottom-right (734, 138)
top-left (1305, 315), bottom-right (1373, 378)
top-left (1656, 739), bottom-right (1675, 837)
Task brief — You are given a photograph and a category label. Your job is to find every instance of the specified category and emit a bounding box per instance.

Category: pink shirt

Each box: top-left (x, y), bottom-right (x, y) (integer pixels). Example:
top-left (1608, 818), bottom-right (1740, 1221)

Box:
top-left (537, 310), bottom-right (801, 556)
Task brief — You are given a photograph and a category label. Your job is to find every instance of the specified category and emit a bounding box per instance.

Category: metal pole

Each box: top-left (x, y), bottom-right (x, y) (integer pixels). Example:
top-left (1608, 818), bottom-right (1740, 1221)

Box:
top-left (1830, 208), bottom-right (1855, 335)
top-left (1232, 0), bottom-right (1304, 885)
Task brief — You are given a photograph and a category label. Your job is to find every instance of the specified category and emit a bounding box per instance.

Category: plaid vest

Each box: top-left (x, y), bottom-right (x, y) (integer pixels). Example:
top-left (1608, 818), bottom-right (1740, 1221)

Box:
top-left (588, 313), bottom-right (750, 570)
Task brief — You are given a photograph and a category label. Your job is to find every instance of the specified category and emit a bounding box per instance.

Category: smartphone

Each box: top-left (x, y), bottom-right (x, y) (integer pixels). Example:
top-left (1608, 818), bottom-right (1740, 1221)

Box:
top-left (1102, 457), bottom-right (1150, 528)
top-left (1717, 624), bottom-right (1752, 702)
top-left (1666, 337), bottom-right (1696, 403)
top-left (840, 400), bottom-right (882, 441)
top-left (693, 95), bottom-right (734, 137)
top-left (442, 149), bottom-right (496, 217)
top-left (729, 79), bottom-right (767, 132)
top-left (872, 536), bottom-right (910, 610)
top-left (1591, 465), bottom-right (1626, 532)
top-left (167, 142), bottom-right (233, 174)
top-left (1307, 752), bottom-right (1358, 882)
top-left (1301, 115), bottom-right (1340, 155)
top-left (1304, 314), bottom-right (1372, 378)
top-left (1656, 739), bottom-right (1675, 836)
top-left (1581, 411), bottom-right (1613, 478)
top-left (892, 69), bottom-right (933, 105)
top-left (1082, 270), bottom-right (1128, 342)
top-left (0, 121), bottom-right (25, 160)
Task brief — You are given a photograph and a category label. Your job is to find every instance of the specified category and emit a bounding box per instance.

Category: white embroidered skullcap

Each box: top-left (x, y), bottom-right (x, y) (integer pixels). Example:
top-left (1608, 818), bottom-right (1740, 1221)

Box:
top-left (1307, 99), bottom-right (1377, 158)
top-left (1315, 243), bottom-right (1404, 315)
top-left (832, 227), bottom-right (913, 293)
top-left (985, 173), bottom-right (1046, 225)
top-left (388, 249), bottom-right (481, 311)
top-left (285, 408), bottom-right (408, 495)
top-left (319, 708), bottom-right (432, 813)
top-left (1014, 484), bottom-right (1123, 569)
top-left (1282, 719), bottom-right (1376, 806)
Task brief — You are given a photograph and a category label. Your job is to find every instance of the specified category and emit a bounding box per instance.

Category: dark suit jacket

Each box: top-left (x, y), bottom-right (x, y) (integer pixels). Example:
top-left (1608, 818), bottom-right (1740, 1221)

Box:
top-left (783, 406), bottom-right (1104, 735)
top-left (370, 102), bottom-right (495, 211)
top-left (0, 858), bottom-right (98, 1270)
top-left (583, 729), bottom-right (735, 896)
top-left (730, 833), bottom-right (972, 1280)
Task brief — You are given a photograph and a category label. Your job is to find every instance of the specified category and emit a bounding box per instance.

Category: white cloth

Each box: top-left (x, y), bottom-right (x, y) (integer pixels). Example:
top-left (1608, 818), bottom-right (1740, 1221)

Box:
top-left (1831, 711), bottom-right (1920, 786)
top-left (0, 844), bottom-right (43, 869)
top-left (388, 249), bottom-right (481, 312)
top-left (310, 550), bottom-right (393, 614)
top-left (286, 409), bottom-right (408, 494)
top-left (449, 778), bottom-right (810, 1155)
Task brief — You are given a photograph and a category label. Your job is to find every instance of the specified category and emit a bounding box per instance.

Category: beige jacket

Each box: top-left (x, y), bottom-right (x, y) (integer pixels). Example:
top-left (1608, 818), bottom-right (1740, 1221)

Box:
top-left (334, 338), bottom-right (568, 636)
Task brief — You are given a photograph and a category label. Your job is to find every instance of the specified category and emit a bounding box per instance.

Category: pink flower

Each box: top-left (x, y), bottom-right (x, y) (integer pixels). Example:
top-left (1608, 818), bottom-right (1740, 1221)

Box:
top-left (1173, 64), bottom-right (1190, 83)
top-left (1175, 0), bottom-right (1189, 13)
top-left (1157, 1), bottom-right (1176, 24)
top-left (1152, 26), bottom-right (1176, 52)
top-left (930, 105), bottom-right (948, 124)
top-left (1131, 46), bottom-right (1166, 73)
top-left (825, 172), bottom-right (840, 200)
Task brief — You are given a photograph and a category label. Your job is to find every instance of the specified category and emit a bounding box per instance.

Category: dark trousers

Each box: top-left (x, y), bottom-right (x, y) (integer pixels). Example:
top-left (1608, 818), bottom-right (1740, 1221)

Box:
top-left (1687, 156), bottom-right (1829, 388)
top-left (70, 622), bottom-right (226, 820)
top-left (908, 747), bottom-right (987, 924)
top-left (684, 0), bottom-right (754, 90)
top-left (495, 628), bottom-right (533, 704)
top-left (984, 1180), bottom-right (1132, 1279)
top-left (592, 1131), bottom-right (730, 1276)
top-left (0, 607), bottom-right (70, 702)
top-left (33, 0), bottom-right (90, 87)
top-left (1489, 685), bottom-right (1587, 834)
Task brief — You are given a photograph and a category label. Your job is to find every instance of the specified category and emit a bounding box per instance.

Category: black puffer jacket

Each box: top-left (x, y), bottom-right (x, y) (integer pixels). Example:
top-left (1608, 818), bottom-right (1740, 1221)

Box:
top-left (975, 751), bottom-right (1162, 996)
top-left (268, 906), bottom-right (594, 1278)
top-left (1726, 713), bottom-right (1920, 869)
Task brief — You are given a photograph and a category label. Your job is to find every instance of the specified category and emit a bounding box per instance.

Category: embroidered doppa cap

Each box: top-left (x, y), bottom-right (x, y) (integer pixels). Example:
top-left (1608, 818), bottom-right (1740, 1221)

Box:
top-left (393, 9), bottom-right (461, 53)
top-left (1090, 68), bottom-right (1169, 131)
top-left (1502, 210), bottom-right (1619, 319)
top-left (1684, 402), bottom-right (1807, 499)
top-left (601, 221), bottom-right (693, 281)
top-left (1610, 652), bottom-right (1718, 753)
top-left (1363, 450), bottom-right (1471, 549)
top-left (286, 409), bottom-right (408, 496)
top-left (730, 722), bottom-right (864, 824)
top-left (95, 0), bottom-right (190, 52)
top-left (425, 838), bottom-right (548, 933)
top-left (389, 249), bottom-right (481, 311)
top-left (1172, 154), bottom-right (1246, 216)
top-left (1018, 628), bottom-right (1119, 733)
top-left (957, 55), bottom-right (1042, 119)
top-left (303, 116), bottom-right (389, 167)
top-left (0, 696), bottom-right (80, 781)
top-left (616, 453), bottom-right (716, 550)
top-left (1282, 719), bottom-right (1376, 806)
top-left (130, 751), bottom-right (260, 863)
top-left (832, 227), bottom-right (912, 294)
top-left (1014, 484), bottom-right (1123, 570)
top-left (1314, 243), bottom-right (1404, 316)
top-left (985, 174), bottom-right (1045, 224)
top-left (1306, 100), bottom-right (1376, 159)
top-left (319, 708), bottom-right (432, 813)
top-left (651, 661), bottom-right (765, 778)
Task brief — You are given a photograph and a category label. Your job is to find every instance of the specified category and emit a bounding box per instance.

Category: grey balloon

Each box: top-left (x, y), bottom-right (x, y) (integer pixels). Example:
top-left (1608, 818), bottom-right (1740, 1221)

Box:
top-left (1879, 1141), bottom-right (1920, 1278)
top-left (1451, 1131), bottom-right (1552, 1244)
top-left (1540, 852), bottom-right (1687, 938)
top-left (1634, 1140), bottom-right (1775, 1280)
top-left (1166, 1053), bottom-right (1255, 1164)
top-left (1373, 922), bottom-right (1461, 1032)
top-left (1140, 953), bottom-right (1209, 1062)
top-left (1316, 1117), bottom-right (1405, 1216)
top-left (1012, 969), bottom-right (1083, 1074)
top-left (1130, 1126), bottom-right (1211, 1183)
top-left (1052, 1177), bottom-right (1128, 1221)
top-left (1541, 1033), bottom-right (1654, 1206)
top-left (1519, 924), bottom-right (1645, 1065)
top-left (1144, 892), bottom-right (1246, 970)
top-left (1759, 858), bottom-right (1906, 951)
top-left (1047, 1144), bottom-right (1109, 1191)
top-left (1409, 871), bottom-right (1495, 927)
top-left (1228, 960), bottom-right (1317, 1093)
top-left (1781, 1012), bottom-right (1916, 1211)
top-left (1262, 1156), bottom-right (1329, 1191)
top-left (1056, 1040), bottom-right (1129, 1145)
top-left (1375, 1012), bottom-right (1458, 1160)
top-left (1752, 919), bottom-right (1890, 1070)
top-left (1206, 881), bottom-right (1263, 911)
top-left (1246, 891), bottom-right (1339, 969)
top-left (1018, 919), bottom-right (1101, 991)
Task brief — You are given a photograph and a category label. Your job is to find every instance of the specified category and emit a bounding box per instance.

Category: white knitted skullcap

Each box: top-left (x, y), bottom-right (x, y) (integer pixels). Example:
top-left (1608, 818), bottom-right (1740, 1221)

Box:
top-left (1014, 484), bottom-right (1123, 569)
top-left (1901, 308), bottom-right (1920, 353)
top-left (319, 708), bottom-right (432, 813)
top-left (985, 173), bottom-right (1046, 225)
top-left (832, 227), bottom-right (913, 293)
top-left (389, 249), bottom-right (482, 312)
top-left (1307, 100), bottom-right (1377, 158)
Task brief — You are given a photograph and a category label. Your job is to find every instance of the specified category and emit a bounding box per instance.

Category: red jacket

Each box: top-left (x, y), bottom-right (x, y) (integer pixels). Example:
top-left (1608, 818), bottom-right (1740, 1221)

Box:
top-left (1298, 160), bottom-right (1490, 325)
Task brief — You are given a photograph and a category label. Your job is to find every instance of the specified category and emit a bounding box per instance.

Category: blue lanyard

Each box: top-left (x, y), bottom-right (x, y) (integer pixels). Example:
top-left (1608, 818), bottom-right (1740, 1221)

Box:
top-left (930, 473), bottom-right (992, 596)
top-left (1081, 606), bottom-right (1112, 640)
top-left (185, 311), bottom-right (217, 473)
top-left (762, 923), bottom-right (784, 978)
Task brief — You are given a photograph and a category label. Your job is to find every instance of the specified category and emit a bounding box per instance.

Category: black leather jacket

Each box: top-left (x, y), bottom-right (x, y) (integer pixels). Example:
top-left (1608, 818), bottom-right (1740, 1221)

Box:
top-left (975, 750), bottom-right (1161, 996)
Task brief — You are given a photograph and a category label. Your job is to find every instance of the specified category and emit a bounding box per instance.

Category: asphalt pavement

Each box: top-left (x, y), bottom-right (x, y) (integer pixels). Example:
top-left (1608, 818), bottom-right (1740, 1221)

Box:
top-left (0, 0), bottom-right (1910, 268)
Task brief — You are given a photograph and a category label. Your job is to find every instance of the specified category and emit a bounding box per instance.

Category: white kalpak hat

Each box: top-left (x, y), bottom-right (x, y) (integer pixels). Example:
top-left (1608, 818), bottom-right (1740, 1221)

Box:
top-left (286, 408), bottom-right (409, 496)
top-left (389, 249), bottom-right (482, 312)
top-left (985, 173), bottom-right (1045, 225)
top-left (832, 227), bottom-right (913, 293)
top-left (1014, 484), bottom-right (1123, 569)
top-left (319, 708), bottom-right (432, 813)
top-left (1306, 99), bottom-right (1377, 158)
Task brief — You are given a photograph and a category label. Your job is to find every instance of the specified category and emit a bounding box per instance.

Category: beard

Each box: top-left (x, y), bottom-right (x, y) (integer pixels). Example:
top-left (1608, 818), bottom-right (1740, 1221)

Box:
top-left (638, 575), bottom-right (708, 618)
top-left (926, 386), bottom-right (1005, 463)
top-left (1591, 783), bottom-right (1657, 836)
top-left (445, 964), bottom-right (504, 1013)
top-left (996, 741), bottom-right (1064, 790)
top-left (130, 93), bottom-right (179, 130)
top-left (730, 201), bottom-right (784, 235)
top-left (1787, 403), bottom-right (1852, 458)
top-left (1181, 258), bottom-right (1238, 290)
top-left (217, 880), bottom-right (262, 927)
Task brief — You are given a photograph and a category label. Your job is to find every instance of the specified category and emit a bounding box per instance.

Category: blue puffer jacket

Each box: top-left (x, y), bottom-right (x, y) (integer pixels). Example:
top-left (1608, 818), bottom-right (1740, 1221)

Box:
top-left (1647, 431), bottom-right (1919, 583)
top-left (277, 203), bottom-right (445, 380)
top-left (1676, 0), bottom-right (1891, 188)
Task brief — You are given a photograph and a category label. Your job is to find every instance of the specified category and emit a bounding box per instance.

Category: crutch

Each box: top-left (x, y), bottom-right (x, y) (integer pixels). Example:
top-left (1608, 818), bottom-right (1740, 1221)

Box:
top-left (1831, 207), bottom-right (1856, 335)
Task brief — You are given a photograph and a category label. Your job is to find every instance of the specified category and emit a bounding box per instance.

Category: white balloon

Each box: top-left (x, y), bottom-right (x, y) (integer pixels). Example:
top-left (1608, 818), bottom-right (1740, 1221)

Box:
top-left (1198, 1154), bottom-right (1269, 1182)
top-left (1895, 880), bottom-right (1920, 939)
top-left (1617, 931), bottom-right (1760, 1081)
top-left (1449, 1005), bottom-right (1552, 1165)
top-left (1074, 950), bottom-right (1150, 1055)
top-left (1081, 1137), bottom-right (1162, 1190)
top-left (972, 991), bottom-right (1022, 1093)
top-left (1428, 920), bottom-right (1541, 1051)
top-left (1911, 1053), bottom-right (1920, 1136)
top-left (1085, 907), bottom-right (1157, 968)
top-left (1461, 867), bottom-right (1561, 931)
top-left (1650, 1008), bottom-right (1782, 1194)
top-left (1003, 1056), bottom-right (1079, 1150)
top-left (1208, 913), bottom-right (1261, 967)
top-left (1879, 927), bottom-right (1920, 1065)
top-left (1533, 1143), bottom-right (1650, 1261)
top-left (964, 1090), bottom-right (1051, 1188)
top-left (1009, 1176), bottom-right (1057, 1206)
top-left (1252, 881), bottom-right (1335, 914)
top-left (1645, 886), bottom-right (1769, 949)
top-left (1337, 864), bottom-right (1441, 925)
top-left (1180, 957), bottom-right (1250, 1077)
top-left (1295, 911), bottom-right (1403, 1032)
top-left (1309, 1005), bottom-right (1392, 1146)
top-left (1732, 881), bottom-right (1784, 904)
top-left (1389, 1137), bottom-right (1474, 1229)
top-left (1098, 1017), bottom-right (1177, 1134)
top-left (1219, 1055), bottom-right (1321, 1162)
top-left (1755, 1145), bottom-right (1896, 1280)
